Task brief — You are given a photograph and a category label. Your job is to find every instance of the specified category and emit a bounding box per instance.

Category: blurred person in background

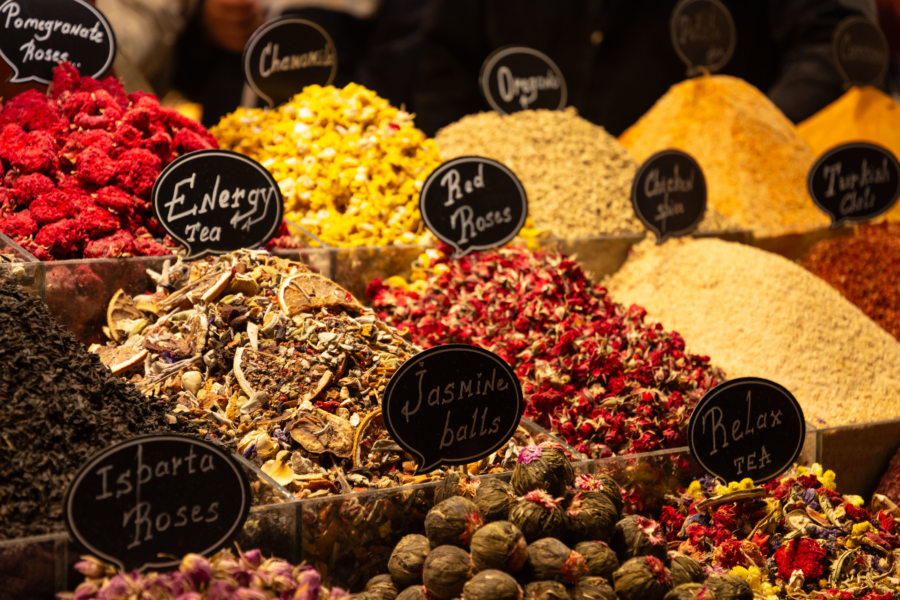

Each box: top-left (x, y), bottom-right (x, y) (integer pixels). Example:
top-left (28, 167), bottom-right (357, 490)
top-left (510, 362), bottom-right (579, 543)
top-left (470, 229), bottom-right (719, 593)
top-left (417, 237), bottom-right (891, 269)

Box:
top-left (411, 0), bottom-right (880, 136)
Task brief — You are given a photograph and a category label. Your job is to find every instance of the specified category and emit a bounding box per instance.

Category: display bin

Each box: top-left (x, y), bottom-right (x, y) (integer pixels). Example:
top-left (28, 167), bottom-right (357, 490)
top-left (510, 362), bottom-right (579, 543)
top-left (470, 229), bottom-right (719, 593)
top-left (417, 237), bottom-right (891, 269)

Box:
top-left (749, 224), bottom-right (853, 261)
top-left (815, 418), bottom-right (900, 499)
top-left (0, 455), bottom-right (290, 600)
top-left (0, 232), bottom-right (40, 293)
top-left (296, 421), bottom-right (818, 591)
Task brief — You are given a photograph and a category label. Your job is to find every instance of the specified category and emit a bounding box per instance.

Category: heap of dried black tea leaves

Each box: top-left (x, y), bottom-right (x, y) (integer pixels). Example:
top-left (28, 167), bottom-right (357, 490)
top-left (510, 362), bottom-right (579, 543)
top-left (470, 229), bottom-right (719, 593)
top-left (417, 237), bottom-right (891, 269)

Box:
top-left (0, 280), bottom-right (196, 539)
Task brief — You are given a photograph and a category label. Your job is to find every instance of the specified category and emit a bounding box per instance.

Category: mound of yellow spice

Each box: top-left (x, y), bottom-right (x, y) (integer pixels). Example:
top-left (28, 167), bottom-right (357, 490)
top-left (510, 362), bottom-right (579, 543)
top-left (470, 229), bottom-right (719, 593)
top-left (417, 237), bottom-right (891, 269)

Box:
top-left (798, 86), bottom-right (900, 221)
top-left (211, 84), bottom-right (441, 247)
top-left (620, 76), bottom-right (829, 234)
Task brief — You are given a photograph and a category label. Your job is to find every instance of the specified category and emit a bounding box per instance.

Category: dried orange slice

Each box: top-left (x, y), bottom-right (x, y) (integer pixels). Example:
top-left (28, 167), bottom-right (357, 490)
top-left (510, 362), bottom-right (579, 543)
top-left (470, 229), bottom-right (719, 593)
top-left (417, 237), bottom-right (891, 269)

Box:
top-left (158, 269), bottom-right (231, 311)
top-left (289, 408), bottom-right (354, 458)
top-left (91, 338), bottom-right (149, 375)
top-left (277, 272), bottom-right (362, 316)
top-left (106, 289), bottom-right (149, 342)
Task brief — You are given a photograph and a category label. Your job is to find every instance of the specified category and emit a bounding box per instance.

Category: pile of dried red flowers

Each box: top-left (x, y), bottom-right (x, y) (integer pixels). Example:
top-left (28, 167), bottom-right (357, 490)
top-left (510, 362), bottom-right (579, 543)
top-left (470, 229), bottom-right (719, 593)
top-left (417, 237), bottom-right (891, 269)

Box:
top-left (0, 63), bottom-right (215, 258)
top-left (660, 466), bottom-right (900, 599)
top-left (367, 244), bottom-right (725, 458)
top-left (0, 63), bottom-right (299, 259)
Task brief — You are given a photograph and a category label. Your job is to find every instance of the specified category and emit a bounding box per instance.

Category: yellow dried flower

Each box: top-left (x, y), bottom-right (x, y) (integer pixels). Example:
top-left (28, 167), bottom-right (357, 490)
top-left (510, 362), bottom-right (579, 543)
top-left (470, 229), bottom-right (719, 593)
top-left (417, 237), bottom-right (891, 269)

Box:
top-left (212, 84), bottom-right (442, 247)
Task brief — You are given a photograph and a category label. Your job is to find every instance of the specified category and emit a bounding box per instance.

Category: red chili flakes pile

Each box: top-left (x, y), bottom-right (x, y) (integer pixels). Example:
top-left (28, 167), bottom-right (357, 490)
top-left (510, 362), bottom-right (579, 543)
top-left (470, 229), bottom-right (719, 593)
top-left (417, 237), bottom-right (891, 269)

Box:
top-left (801, 221), bottom-right (900, 340)
top-left (367, 245), bottom-right (726, 458)
top-left (0, 63), bottom-right (218, 259)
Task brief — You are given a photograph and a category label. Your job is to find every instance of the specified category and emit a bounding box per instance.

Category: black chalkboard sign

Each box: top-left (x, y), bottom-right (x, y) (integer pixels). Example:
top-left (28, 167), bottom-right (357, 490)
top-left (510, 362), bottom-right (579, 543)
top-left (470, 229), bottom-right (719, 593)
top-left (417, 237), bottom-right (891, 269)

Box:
top-left (688, 378), bottom-right (805, 484)
top-left (0, 0), bottom-right (115, 84)
top-left (65, 435), bottom-right (251, 572)
top-left (631, 149), bottom-right (707, 243)
top-left (152, 149), bottom-right (285, 259)
top-left (833, 17), bottom-right (889, 88)
top-left (382, 345), bottom-right (524, 474)
top-left (670, 0), bottom-right (735, 74)
top-left (243, 17), bottom-right (337, 107)
top-left (479, 46), bottom-right (567, 114)
top-left (419, 156), bottom-right (527, 257)
top-left (808, 142), bottom-right (900, 227)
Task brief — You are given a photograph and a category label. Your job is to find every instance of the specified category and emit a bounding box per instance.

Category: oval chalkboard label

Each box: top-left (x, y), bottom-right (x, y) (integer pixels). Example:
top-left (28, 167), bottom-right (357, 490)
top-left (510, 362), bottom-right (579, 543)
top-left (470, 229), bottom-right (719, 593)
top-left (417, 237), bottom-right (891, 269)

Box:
top-left (419, 156), bottom-right (528, 258)
top-left (64, 435), bottom-right (251, 572)
top-left (808, 142), bottom-right (900, 227)
top-left (631, 149), bottom-right (707, 243)
top-left (670, 0), bottom-right (735, 74)
top-left (833, 16), bottom-right (889, 87)
top-left (382, 345), bottom-right (525, 475)
top-left (243, 17), bottom-right (337, 107)
top-left (0, 0), bottom-right (115, 84)
top-left (152, 149), bottom-right (285, 259)
top-left (479, 46), bottom-right (567, 114)
top-left (688, 378), bottom-right (805, 484)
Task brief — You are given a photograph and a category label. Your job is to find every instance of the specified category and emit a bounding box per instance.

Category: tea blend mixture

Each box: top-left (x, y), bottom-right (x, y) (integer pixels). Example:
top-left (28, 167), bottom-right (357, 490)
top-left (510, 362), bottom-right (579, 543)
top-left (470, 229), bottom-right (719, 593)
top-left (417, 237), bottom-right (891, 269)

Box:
top-left (368, 245), bottom-right (726, 458)
top-left (619, 75), bottom-right (828, 234)
top-left (212, 84), bottom-right (441, 247)
top-left (662, 464), bottom-right (900, 600)
top-left (0, 280), bottom-right (196, 539)
top-left (0, 63), bottom-right (220, 259)
top-left (605, 238), bottom-right (900, 425)
top-left (92, 250), bottom-right (541, 498)
top-left (801, 222), bottom-right (900, 340)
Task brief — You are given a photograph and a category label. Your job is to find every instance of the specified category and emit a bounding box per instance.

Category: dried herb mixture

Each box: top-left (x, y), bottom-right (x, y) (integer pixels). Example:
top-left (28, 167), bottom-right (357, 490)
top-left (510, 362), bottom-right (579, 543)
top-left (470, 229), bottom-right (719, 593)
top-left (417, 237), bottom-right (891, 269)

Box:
top-left (0, 63), bottom-right (220, 259)
top-left (93, 250), bottom-right (541, 498)
top-left (0, 280), bottom-right (196, 539)
top-left (801, 222), bottom-right (900, 340)
top-left (368, 245), bottom-right (726, 457)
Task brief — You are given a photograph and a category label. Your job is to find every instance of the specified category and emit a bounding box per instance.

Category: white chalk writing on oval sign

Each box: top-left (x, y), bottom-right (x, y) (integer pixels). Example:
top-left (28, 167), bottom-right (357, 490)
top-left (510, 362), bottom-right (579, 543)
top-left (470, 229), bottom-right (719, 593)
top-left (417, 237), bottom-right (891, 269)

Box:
top-left (699, 390), bottom-right (781, 477)
top-left (258, 42), bottom-right (336, 78)
top-left (162, 172), bottom-right (278, 243)
top-left (439, 165), bottom-right (513, 245)
top-left (93, 442), bottom-right (219, 550)
top-left (496, 66), bottom-right (562, 109)
top-left (821, 157), bottom-right (892, 216)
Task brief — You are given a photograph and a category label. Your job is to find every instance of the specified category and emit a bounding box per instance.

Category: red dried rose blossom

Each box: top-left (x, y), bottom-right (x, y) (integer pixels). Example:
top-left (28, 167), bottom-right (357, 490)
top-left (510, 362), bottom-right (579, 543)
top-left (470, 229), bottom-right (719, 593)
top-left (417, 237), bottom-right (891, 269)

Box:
top-left (368, 244), bottom-right (725, 457)
top-left (0, 63), bottom-right (220, 259)
top-left (773, 538), bottom-right (826, 580)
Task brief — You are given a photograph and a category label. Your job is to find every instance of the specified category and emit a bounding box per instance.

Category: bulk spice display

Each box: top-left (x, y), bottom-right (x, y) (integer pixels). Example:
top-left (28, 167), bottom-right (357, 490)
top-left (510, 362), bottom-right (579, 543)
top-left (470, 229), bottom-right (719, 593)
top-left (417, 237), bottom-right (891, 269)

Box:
top-left (211, 84), bottom-right (441, 248)
top-left (91, 250), bottom-right (545, 498)
top-left (0, 280), bottom-right (199, 540)
top-left (801, 222), bottom-right (900, 341)
top-left (619, 75), bottom-right (830, 234)
top-left (59, 549), bottom-right (345, 600)
top-left (0, 63), bottom-right (228, 259)
top-left (797, 86), bottom-right (900, 222)
top-left (367, 244), bottom-right (726, 458)
top-left (433, 108), bottom-right (735, 237)
top-left (604, 238), bottom-right (900, 426)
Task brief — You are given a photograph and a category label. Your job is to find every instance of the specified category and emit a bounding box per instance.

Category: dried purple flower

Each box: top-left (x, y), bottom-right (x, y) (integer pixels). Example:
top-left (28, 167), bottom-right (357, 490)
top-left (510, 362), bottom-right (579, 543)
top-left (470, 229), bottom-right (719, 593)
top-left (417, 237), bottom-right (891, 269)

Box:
top-left (519, 446), bottom-right (543, 464)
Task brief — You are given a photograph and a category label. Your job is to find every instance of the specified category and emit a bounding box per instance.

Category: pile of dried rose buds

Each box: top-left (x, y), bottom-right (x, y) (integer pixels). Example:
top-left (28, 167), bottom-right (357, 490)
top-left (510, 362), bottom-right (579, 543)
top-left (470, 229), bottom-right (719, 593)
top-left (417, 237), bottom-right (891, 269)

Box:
top-left (60, 549), bottom-right (344, 600)
top-left (660, 465), bottom-right (900, 600)
top-left (367, 244), bottom-right (726, 458)
top-left (0, 63), bottom-right (219, 259)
